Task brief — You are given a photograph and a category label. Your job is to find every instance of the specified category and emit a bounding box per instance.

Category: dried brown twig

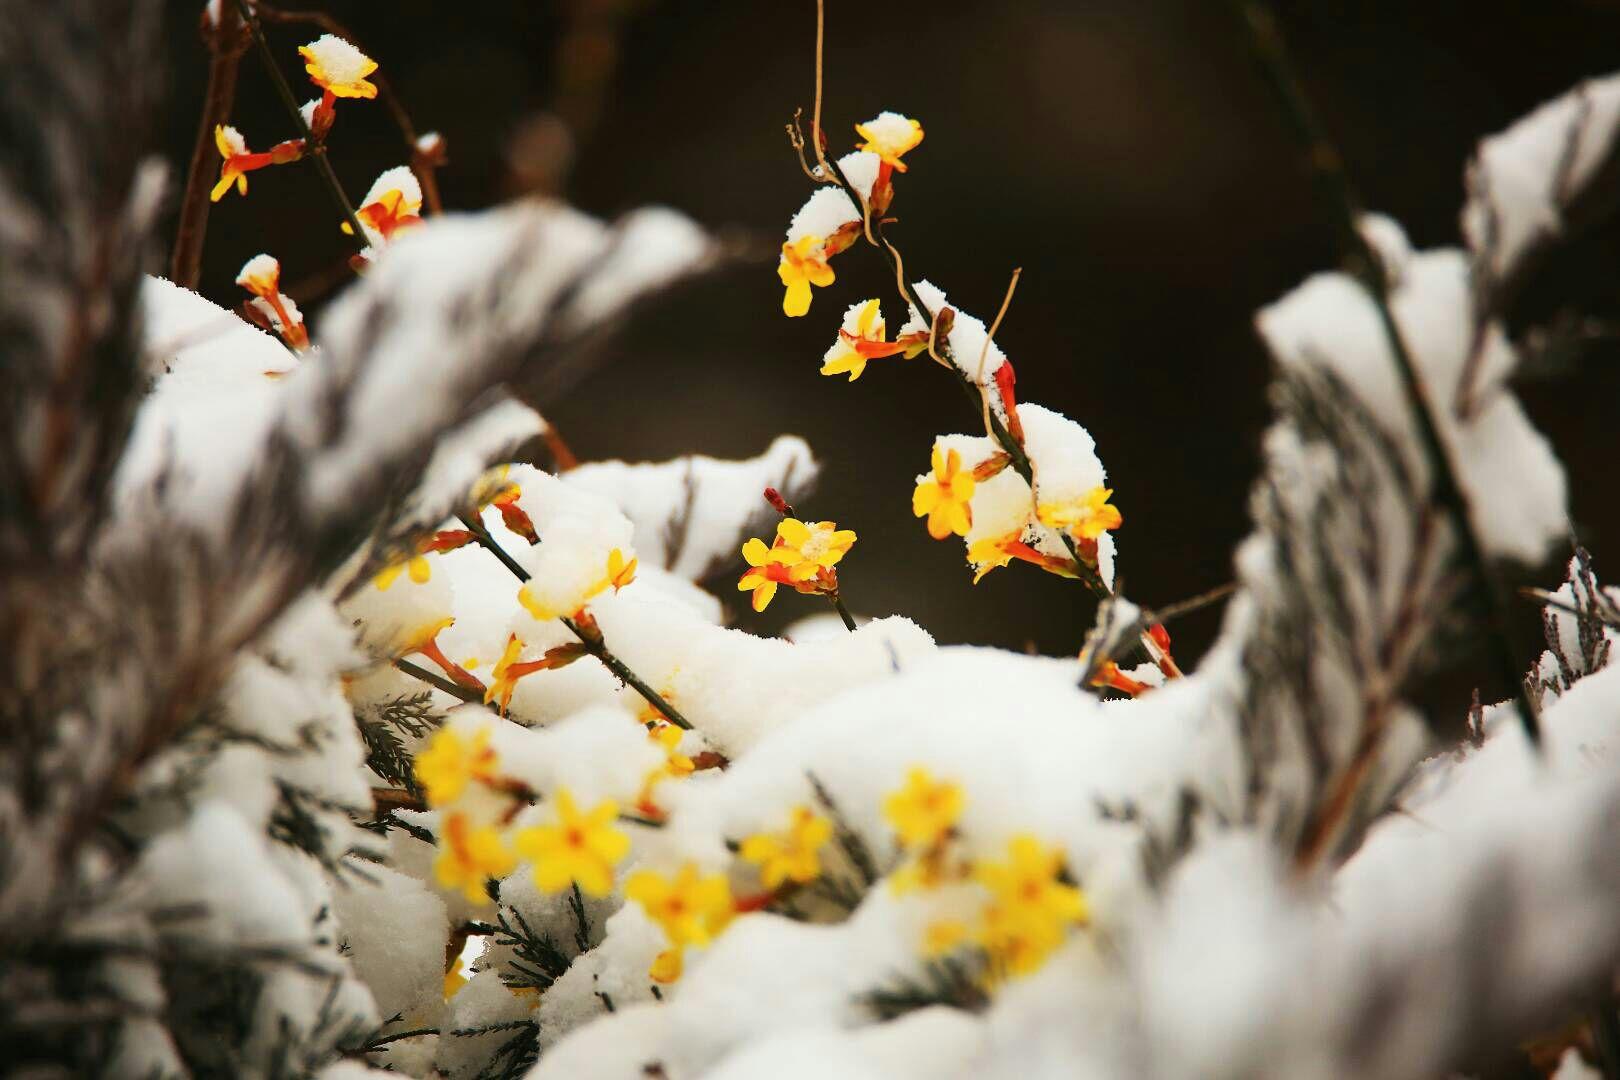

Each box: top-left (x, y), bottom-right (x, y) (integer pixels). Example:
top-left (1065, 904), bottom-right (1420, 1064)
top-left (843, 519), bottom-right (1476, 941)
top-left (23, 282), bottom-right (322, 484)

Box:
top-left (170, 3), bottom-right (249, 287)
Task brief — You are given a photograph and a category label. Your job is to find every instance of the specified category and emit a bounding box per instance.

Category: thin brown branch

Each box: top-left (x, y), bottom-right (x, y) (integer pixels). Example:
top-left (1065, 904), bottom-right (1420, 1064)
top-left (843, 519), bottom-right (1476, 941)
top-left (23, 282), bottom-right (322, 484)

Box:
top-left (170, 4), bottom-right (250, 287)
top-left (394, 658), bottom-right (482, 704)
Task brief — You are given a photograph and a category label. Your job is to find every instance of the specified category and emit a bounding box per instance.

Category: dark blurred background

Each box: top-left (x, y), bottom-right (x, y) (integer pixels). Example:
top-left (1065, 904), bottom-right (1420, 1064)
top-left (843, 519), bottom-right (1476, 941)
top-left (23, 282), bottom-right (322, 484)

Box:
top-left (161, 0), bottom-right (1620, 705)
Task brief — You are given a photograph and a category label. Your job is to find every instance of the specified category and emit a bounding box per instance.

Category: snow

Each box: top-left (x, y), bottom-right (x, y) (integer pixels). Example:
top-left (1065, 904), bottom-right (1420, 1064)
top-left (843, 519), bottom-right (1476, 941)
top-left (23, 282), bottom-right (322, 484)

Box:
top-left (902, 279), bottom-right (1008, 387)
top-left (302, 34), bottom-right (374, 85)
top-left (1463, 74), bottom-right (1620, 280)
top-left (331, 863), bottom-right (451, 1024)
top-left (115, 277), bottom-right (295, 524)
top-left (361, 164), bottom-right (422, 211)
top-left (788, 185), bottom-right (859, 245)
top-left (1256, 223), bottom-right (1567, 564)
top-left (563, 435), bottom-right (818, 581)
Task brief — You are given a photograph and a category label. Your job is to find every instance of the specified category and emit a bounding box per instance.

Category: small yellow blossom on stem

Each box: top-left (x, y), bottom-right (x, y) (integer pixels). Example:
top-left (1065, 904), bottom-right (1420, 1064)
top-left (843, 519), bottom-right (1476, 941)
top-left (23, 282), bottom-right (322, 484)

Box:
top-left (737, 536), bottom-right (819, 613)
top-left (235, 254), bottom-right (308, 350)
top-left (514, 789), bottom-right (630, 897)
top-left (778, 234), bottom-right (836, 317)
top-left (966, 533), bottom-right (1020, 584)
top-left (355, 187), bottom-right (423, 242)
top-left (854, 111), bottom-right (924, 214)
top-left (739, 805), bottom-right (832, 890)
top-left (484, 634), bottom-right (588, 714)
top-left (342, 176), bottom-right (424, 244)
top-left (972, 835), bottom-right (1088, 981)
top-left (648, 947), bottom-right (684, 984)
top-left (923, 919), bottom-right (969, 957)
top-left (912, 446), bottom-right (975, 540)
top-left (647, 722), bottom-right (695, 776)
top-left (601, 548), bottom-right (638, 593)
top-left (1036, 486), bottom-right (1123, 542)
top-left (210, 124), bottom-right (303, 202)
top-left (773, 518), bottom-right (856, 572)
top-left (374, 554), bottom-right (432, 590)
top-left (299, 33), bottom-right (379, 99)
top-left (884, 768), bottom-right (964, 849)
top-left (967, 533), bottom-right (1088, 585)
top-left (854, 112), bottom-right (924, 174)
top-left (434, 811), bottom-right (517, 904)
top-left (414, 727), bottom-right (500, 807)
top-left (443, 955), bottom-right (468, 999)
top-left (626, 863), bottom-right (735, 948)
top-left (820, 299), bottom-right (926, 382)
top-left (399, 619), bottom-right (486, 692)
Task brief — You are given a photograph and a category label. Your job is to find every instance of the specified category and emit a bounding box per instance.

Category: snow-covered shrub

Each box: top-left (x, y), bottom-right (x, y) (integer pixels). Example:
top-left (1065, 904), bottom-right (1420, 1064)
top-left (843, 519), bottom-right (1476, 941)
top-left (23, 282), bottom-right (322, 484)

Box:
top-left (4, 3), bottom-right (1620, 1078)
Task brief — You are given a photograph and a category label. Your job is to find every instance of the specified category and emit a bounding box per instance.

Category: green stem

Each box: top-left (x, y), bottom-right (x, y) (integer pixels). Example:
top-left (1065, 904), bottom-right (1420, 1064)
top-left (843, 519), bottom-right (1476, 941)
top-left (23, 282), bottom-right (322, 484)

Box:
top-left (232, 0), bottom-right (369, 247)
top-left (1231, 0), bottom-right (1539, 743)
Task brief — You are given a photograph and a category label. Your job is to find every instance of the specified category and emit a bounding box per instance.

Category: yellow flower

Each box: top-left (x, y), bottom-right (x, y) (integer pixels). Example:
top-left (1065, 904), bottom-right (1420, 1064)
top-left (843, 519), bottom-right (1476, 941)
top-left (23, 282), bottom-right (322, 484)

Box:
top-left (374, 554), bottom-right (432, 590)
top-left (854, 112), bottom-right (925, 173)
top-left (977, 900), bottom-right (1062, 981)
top-left (966, 533), bottom-right (1019, 585)
top-left (912, 446), bottom-right (975, 540)
top-left (648, 722), bottom-right (694, 776)
top-left (434, 811), bottom-right (517, 904)
top-left (1037, 486), bottom-right (1123, 541)
top-left (444, 955), bottom-right (468, 999)
top-left (773, 518), bottom-right (857, 571)
top-left (923, 919), bottom-right (968, 957)
top-left (602, 547), bottom-right (638, 593)
top-left (484, 634), bottom-right (537, 714)
top-left (626, 863), bottom-right (734, 948)
top-left (235, 253), bottom-right (308, 351)
top-left (739, 805), bottom-right (832, 890)
top-left (649, 947), bottom-right (685, 984)
top-left (883, 768), bottom-right (964, 849)
top-left (820, 298), bottom-right (922, 382)
top-left (514, 789), bottom-right (630, 897)
top-left (737, 536), bottom-right (818, 613)
top-left (778, 234), bottom-right (835, 317)
top-left (298, 34), bottom-right (379, 99)
top-left (516, 583), bottom-right (555, 622)
top-left (974, 835), bottom-right (1088, 936)
top-left (414, 728), bottom-right (499, 808)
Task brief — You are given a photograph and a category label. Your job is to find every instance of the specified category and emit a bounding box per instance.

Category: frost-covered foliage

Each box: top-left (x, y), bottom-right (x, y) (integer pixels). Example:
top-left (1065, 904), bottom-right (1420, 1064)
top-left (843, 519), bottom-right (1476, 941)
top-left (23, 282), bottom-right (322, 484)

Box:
top-left (6, 4), bottom-right (1620, 1079)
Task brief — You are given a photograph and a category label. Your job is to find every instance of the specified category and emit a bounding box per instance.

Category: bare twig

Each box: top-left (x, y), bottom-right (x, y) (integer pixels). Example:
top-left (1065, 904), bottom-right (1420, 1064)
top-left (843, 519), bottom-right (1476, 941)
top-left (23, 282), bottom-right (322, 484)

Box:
top-left (170, 3), bottom-right (250, 287)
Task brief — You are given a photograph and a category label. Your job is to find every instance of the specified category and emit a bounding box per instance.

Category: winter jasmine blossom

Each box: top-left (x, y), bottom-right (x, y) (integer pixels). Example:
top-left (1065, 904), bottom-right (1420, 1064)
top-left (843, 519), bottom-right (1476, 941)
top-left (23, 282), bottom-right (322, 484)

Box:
top-left (514, 789), bottom-right (629, 897)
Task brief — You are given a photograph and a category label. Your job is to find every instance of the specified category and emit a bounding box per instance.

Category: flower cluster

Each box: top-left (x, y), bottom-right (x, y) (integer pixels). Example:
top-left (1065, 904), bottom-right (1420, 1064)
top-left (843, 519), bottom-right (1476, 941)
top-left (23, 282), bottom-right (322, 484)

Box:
top-left (882, 768), bottom-right (1088, 983)
top-left (412, 724), bottom-right (631, 906)
top-left (778, 112), bottom-right (925, 317)
top-left (213, 35), bottom-right (377, 205)
top-left (736, 516), bottom-right (856, 613)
